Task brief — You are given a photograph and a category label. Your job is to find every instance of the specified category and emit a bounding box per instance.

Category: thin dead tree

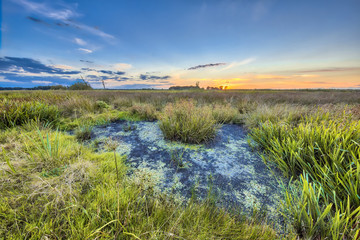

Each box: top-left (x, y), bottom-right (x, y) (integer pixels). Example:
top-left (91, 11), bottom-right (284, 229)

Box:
top-left (101, 79), bottom-right (106, 89)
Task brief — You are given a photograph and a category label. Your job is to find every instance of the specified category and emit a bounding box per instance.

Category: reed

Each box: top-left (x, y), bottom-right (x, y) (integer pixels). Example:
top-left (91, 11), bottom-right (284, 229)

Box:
top-left (250, 111), bottom-right (360, 239)
top-left (159, 100), bottom-right (218, 144)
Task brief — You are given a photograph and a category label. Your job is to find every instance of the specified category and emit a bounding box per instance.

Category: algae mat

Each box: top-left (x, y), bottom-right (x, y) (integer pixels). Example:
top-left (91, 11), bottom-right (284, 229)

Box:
top-left (93, 121), bottom-right (284, 219)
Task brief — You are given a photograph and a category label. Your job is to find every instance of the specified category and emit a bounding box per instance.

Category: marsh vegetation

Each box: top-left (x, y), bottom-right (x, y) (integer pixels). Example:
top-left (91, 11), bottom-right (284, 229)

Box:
top-left (0, 89), bottom-right (359, 239)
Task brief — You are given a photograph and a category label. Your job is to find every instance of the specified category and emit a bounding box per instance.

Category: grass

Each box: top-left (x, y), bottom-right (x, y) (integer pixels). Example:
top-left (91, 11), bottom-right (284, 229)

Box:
top-left (130, 103), bottom-right (158, 121)
top-left (159, 100), bottom-right (218, 144)
top-left (170, 148), bottom-right (188, 168)
top-left (0, 125), bottom-right (276, 239)
top-left (211, 103), bottom-right (240, 124)
top-left (0, 99), bottom-right (60, 129)
top-left (75, 124), bottom-right (93, 142)
top-left (1, 89), bottom-right (359, 239)
top-left (249, 108), bottom-right (360, 239)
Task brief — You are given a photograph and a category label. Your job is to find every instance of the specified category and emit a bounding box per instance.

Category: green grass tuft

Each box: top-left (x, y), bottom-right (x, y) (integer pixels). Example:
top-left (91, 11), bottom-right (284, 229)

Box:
top-left (250, 111), bottom-right (360, 239)
top-left (159, 100), bottom-right (218, 144)
top-left (0, 100), bottom-right (60, 129)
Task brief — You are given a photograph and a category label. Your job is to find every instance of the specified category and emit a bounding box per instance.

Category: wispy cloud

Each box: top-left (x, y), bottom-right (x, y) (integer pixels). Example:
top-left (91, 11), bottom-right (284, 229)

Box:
top-left (78, 48), bottom-right (93, 54)
top-left (32, 80), bottom-right (53, 84)
top-left (221, 58), bottom-right (256, 71)
top-left (296, 67), bottom-right (360, 73)
top-left (80, 60), bottom-right (94, 64)
top-left (293, 74), bottom-right (317, 78)
top-left (13, 0), bottom-right (115, 40)
top-left (0, 56), bottom-right (81, 74)
top-left (52, 64), bottom-right (73, 70)
top-left (113, 83), bottom-right (170, 89)
top-left (139, 74), bottom-right (171, 80)
top-left (26, 16), bottom-right (49, 25)
top-left (253, 74), bottom-right (319, 80)
top-left (113, 63), bottom-right (132, 71)
top-left (99, 70), bottom-right (125, 75)
top-left (255, 75), bottom-right (291, 79)
top-left (14, 0), bottom-right (78, 20)
top-left (304, 81), bottom-right (327, 84)
top-left (188, 63), bottom-right (226, 70)
top-left (74, 38), bottom-right (87, 46)
top-left (0, 76), bottom-right (20, 83)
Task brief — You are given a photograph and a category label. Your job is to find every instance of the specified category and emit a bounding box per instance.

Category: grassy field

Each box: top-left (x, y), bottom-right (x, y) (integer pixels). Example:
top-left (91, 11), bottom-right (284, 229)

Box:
top-left (0, 89), bottom-right (359, 239)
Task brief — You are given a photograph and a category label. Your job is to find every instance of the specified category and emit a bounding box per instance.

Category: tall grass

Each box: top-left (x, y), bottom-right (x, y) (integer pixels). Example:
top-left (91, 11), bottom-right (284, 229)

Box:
top-left (130, 103), bottom-right (158, 121)
top-left (75, 125), bottom-right (93, 141)
top-left (250, 111), bottom-right (360, 239)
top-left (211, 103), bottom-right (240, 123)
top-left (159, 100), bottom-right (218, 144)
top-left (0, 100), bottom-right (60, 129)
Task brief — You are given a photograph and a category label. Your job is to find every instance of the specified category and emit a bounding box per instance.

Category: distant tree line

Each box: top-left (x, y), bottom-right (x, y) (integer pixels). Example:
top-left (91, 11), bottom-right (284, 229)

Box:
top-left (169, 81), bottom-right (202, 90)
top-left (169, 82), bottom-right (229, 91)
top-left (0, 82), bottom-right (93, 91)
top-left (206, 86), bottom-right (228, 90)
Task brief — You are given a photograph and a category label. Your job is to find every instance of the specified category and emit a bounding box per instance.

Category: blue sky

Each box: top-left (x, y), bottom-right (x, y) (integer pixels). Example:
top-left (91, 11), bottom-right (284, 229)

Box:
top-left (0, 0), bottom-right (359, 89)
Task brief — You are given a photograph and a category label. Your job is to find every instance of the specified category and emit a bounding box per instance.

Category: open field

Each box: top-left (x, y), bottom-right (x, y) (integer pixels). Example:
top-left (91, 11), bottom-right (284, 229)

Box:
top-left (0, 89), bottom-right (359, 239)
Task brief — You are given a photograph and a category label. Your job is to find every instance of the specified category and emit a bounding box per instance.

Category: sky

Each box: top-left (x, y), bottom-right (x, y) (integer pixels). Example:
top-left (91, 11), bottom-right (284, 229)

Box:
top-left (0, 0), bottom-right (359, 89)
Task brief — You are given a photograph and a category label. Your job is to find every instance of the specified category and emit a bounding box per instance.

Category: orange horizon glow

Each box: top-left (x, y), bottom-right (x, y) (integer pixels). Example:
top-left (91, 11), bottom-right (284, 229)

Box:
top-left (172, 72), bottom-right (360, 90)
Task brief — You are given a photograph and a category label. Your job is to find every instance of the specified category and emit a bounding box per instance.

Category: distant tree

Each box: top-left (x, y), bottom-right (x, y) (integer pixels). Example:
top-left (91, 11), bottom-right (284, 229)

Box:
top-left (33, 86), bottom-right (52, 90)
top-left (50, 85), bottom-right (68, 90)
top-left (169, 82), bottom-right (202, 90)
top-left (206, 86), bottom-right (220, 90)
top-left (68, 82), bottom-right (93, 90)
top-left (68, 76), bottom-right (93, 90)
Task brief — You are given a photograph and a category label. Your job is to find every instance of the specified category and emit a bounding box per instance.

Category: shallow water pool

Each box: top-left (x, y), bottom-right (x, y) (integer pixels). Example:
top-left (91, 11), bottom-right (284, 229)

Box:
top-left (93, 120), bottom-right (284, 221)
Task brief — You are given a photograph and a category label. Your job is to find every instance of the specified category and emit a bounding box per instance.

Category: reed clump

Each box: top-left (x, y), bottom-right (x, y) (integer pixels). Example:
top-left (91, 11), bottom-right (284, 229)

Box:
top-left (0, 99), bottom-right (60, 129)
top-left (159, 100), bottom-right (218, 144)
top-left (249, 110), bottom-right (360, 239)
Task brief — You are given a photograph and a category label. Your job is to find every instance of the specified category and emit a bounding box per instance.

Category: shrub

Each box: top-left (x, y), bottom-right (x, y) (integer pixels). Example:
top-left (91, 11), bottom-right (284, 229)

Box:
top-left (75, 125), bottom-right (93, 142)
top-left (130, 103), bottom-right (158, 121)
top-left (95, 100), bottom-right (110, 110)
top-left (68, 82), bottom-right (93, 90)
top-left (159, 100), bottom-right (218, 144)
top-left (0, 100), bottom-right (60, 129)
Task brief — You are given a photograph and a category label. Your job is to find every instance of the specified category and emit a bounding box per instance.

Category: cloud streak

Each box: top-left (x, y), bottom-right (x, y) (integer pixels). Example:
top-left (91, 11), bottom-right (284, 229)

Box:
top-left (0, 56), bottom-right (81, 74)
top-left (74, 38), bottom-right (87, 46)
top-left (139, 74), bottom-right (171, 80)
top-left (188, 63), bottom-right (226, 70)
top-left (296, 67), bottom-right (360, 73)
top-left (13, 0), bottom-right (115, 40)
top-left (26, 16), bottom-right (49, 25)
top-left (80, 60), bottom-right (94, 64)
top-left (221, 58), bottom-right (256, 71)
top-left (78, 48), bottom-right (93, 54)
